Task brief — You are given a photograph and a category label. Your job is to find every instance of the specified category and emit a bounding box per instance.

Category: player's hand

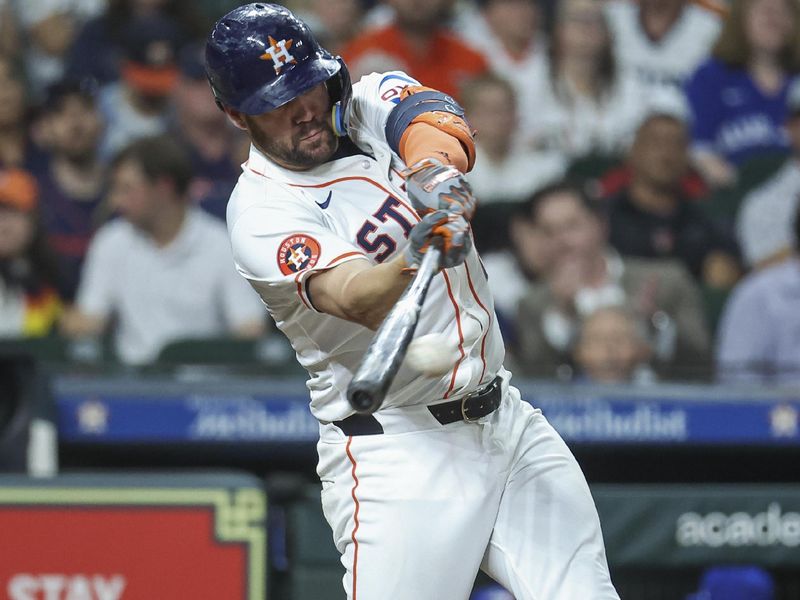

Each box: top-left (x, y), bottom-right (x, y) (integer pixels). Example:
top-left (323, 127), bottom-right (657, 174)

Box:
top-left (404, 209), bottom-right (471, 270)
top-left (404, 159), bottom-right (476, 220)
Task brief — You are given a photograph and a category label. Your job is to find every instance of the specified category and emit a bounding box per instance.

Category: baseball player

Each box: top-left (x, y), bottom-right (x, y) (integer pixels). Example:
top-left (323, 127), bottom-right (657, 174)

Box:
top-left (205, 4), bottom-right (620, 599)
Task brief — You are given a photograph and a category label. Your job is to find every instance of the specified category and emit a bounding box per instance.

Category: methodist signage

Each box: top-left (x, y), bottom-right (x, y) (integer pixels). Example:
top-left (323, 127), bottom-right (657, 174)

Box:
top-left (54, 376), bottom-right (800, 446)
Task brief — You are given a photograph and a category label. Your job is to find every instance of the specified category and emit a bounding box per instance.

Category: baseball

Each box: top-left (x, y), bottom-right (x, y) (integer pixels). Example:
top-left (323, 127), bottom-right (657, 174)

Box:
top-left (405, 333), bottom-right (458, 377)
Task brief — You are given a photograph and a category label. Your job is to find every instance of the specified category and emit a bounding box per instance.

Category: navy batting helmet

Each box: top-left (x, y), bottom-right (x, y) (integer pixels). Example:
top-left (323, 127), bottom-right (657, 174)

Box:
top-left (205, 2), bottom-right (351, 128)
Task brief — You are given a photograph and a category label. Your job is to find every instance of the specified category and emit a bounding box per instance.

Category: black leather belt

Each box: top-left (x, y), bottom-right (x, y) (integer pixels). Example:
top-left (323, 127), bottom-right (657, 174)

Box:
top-left (334, 375), bottom-right (502, 436)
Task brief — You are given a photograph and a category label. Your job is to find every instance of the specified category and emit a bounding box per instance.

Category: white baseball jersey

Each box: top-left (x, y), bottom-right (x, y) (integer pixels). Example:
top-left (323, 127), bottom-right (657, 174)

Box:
top-left (227, 71), bottom-right (504, 423)
top-left (605, 0), bottom-right (721, 90)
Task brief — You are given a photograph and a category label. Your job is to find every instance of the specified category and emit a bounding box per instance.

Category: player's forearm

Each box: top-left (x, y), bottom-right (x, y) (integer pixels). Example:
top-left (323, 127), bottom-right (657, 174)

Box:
top-left (338, 255), bottom-right (415, 330)
top-left (309, 255), bottom-right (415, 330)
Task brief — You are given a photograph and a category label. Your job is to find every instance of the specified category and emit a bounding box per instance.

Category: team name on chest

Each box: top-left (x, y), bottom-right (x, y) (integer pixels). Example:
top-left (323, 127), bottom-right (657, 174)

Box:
top-left (321, 178), bottom-right (419, 263)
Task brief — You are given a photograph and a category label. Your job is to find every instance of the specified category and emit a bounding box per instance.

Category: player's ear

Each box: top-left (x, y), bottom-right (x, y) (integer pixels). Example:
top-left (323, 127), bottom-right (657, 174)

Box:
top-left (223, 107), bottom-right (249, 131)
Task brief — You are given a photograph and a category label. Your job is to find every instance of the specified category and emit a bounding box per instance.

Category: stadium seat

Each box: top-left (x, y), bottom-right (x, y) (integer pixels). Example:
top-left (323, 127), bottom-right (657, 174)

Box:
top-left (157, 337), bottom-right (262, 365)
top-left (155, 335), bottom-right (306, 376)
top-left (566, 152), bottom-right (624, 189)
top-left (701, 284), bottom-right (732, 336)
top-left (0, 335), bottom-right (117, 367)
top-left (0, 354), bottom-right (57, 475)
top-left (737, 153), bottom-right (787, 192)
top-left (701, 153), bottom-right (788, 223)
top-left (0, 336), bottom-right (70, 363)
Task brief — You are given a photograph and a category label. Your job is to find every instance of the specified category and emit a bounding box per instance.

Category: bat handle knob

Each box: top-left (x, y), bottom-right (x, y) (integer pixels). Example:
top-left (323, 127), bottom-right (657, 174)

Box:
top-left (346, 380), bottom-right (384, 414)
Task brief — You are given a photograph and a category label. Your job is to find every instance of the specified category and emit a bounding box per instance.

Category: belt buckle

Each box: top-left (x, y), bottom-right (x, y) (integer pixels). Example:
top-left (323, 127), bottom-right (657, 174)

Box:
top-left (460, 390), bottom-right (481, 423)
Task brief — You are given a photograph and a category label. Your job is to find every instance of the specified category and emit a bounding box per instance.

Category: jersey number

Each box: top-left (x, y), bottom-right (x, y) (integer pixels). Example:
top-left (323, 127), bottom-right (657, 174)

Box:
top-left (356, 196), bottom-right (414, 263)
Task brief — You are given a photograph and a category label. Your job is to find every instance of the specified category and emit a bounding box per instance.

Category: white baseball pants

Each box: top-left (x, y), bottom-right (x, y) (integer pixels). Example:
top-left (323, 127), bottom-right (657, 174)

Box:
top-left (316, 383), bottom-right (620, 600)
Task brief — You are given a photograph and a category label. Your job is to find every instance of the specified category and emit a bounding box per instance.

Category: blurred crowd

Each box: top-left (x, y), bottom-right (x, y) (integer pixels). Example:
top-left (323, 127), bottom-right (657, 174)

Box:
top-left (1, 0), bottom-right (800, 386)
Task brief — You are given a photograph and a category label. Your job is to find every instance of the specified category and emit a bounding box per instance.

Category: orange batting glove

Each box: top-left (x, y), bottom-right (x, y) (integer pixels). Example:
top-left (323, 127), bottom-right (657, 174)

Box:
top-left (403, 209), bottom-right (472, 270)
top-left (404, 159), bottom-right (477, 220)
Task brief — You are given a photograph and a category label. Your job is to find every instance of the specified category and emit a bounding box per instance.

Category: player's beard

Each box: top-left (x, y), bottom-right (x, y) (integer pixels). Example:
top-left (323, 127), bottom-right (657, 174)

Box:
top-left (246, 115), bottom-right (339, 171)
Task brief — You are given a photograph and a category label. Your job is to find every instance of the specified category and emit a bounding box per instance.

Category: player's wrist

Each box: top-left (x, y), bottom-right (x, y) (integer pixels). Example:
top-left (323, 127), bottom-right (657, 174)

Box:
top-left (392, 251), bottom-right (419, 275)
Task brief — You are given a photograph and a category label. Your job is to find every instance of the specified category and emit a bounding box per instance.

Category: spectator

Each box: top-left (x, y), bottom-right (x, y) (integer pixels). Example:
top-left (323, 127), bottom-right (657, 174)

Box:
top-left (302, 0), bottom-right (367, 56)
top-left (515, 182), bottom-right (711, 380)
top-left (0, 168), bottom-right (61, 338)
top-left (170, 42), bottom-right (247, 222)
top-left (607, 104), bottom-right (741, 287)
top-left (456, 0), bottom-right (548, 141)
top-left (527, 0), bottom-right (646, 159)
top-left (685, 0), bottom-right (800, 188)
top-left (97, 14), bottom-right (185, 160)
top-left (480, 190), bottom-right (553, 349)
top-left (593, 90), bottom-right (711, 201)
top-left (572, 305), bottom-right (655, 384)
top-left (0, 0), bottom-right (20, 59)
top-left (464, 73), bottom-right (566, 205)
top-left (605, 0), bottom-right (723, 91)
top-left (341, 0), bottom-right (489, 100)
top-left (66, 0), bottom-right (202, 86)
top-left (736, 77), bottom-right (800, 269)
top-left (15, 0), bottom-right (105, 100)
top-left (61, 135), bottom-right (266, 365)
top-left (716, 202), bottom-right (800, 385)
top-left (463, 73), bottom-right (565, 251)
top-left (0, 55), bottom-right (44, 171)
top-left (32, 79), bottom-right (107, 302)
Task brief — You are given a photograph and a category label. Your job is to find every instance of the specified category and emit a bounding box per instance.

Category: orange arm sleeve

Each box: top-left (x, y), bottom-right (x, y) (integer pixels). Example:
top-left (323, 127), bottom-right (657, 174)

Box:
top-left (393, 85), bottom-right (477, 173)
top-left (398, 122), bottom-right (470, 173)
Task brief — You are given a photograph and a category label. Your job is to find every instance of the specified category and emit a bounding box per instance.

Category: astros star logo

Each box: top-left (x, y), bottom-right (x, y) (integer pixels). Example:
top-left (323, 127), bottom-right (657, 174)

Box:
top-left (260, 36), bottom-right (296, 74)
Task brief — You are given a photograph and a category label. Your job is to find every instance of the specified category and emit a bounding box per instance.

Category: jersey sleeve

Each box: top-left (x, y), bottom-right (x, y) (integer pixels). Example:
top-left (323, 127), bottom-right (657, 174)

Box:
top-left (347, 71), bottom-right (421, 155)
top-left (228, 200), bottom-right (367, 312)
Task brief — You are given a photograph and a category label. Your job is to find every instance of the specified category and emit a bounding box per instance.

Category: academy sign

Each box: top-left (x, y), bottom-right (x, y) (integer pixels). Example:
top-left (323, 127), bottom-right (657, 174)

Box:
top-left (676, 503), bottom-right (800, 548)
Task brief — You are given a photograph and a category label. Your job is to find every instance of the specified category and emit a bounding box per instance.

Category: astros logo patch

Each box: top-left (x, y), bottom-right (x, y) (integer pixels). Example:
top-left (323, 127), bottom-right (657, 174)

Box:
top-left (278, 234), bottom-right (321, 275)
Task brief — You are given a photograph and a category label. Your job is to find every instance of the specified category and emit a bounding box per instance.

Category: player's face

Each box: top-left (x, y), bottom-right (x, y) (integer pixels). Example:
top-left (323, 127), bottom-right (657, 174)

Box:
top-left (243, 83), bottom-right (338, 171)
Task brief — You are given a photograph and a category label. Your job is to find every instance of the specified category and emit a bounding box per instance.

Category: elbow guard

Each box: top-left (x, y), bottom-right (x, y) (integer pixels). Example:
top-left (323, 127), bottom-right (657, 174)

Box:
top-left (385, 86), bottom-right (476, 171)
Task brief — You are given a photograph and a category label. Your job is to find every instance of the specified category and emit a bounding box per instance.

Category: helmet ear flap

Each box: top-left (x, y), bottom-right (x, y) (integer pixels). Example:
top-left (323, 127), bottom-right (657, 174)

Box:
top-left (328, 57), bottom-right (352, 136)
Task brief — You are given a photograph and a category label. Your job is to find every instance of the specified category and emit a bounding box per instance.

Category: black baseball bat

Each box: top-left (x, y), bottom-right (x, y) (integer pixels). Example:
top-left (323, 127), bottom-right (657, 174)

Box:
top-left (346, 247), bottom-right (441, 414)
